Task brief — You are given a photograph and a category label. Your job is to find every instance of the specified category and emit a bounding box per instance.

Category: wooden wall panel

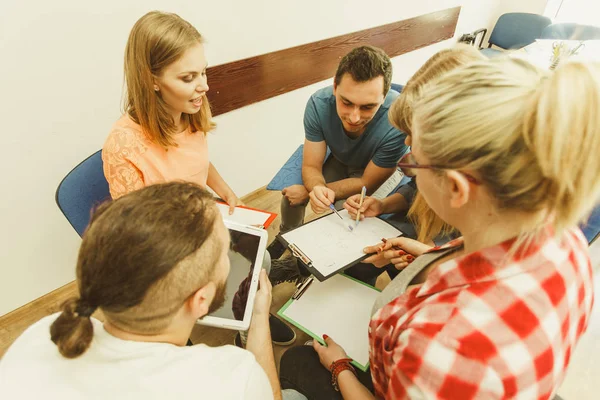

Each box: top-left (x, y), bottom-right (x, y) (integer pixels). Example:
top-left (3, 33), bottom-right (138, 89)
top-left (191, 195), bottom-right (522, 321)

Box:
top-left (206, 7), bottom-right (460, 116)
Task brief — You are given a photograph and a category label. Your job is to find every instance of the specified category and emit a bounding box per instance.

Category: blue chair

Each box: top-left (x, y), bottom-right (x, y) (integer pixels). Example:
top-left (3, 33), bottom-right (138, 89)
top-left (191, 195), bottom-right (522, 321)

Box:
top-left (55, 150), bottom-right (111, 237)
top-left (541, 23), bottom-right (600, 40)
top-left (390, 83), bottom-right (404, 93)
top-left (580, 206), bottom-right (600, 244)
top-left (480, 13), bottom-right (551, 58)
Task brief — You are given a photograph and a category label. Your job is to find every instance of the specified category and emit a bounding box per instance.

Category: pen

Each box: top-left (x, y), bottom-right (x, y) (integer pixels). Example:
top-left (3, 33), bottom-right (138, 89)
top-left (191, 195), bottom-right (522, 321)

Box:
top-left (329, 204), bottom-right (354, 231)
top-left (380, 237), bottom-right (403, 251)
top-left (356, 186), bottom-right (367, 227)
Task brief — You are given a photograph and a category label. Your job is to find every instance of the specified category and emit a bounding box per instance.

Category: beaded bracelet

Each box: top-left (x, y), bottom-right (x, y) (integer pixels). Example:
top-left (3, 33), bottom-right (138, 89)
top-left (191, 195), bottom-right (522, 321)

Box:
top-left (330, 358), bottom-right (356, 391)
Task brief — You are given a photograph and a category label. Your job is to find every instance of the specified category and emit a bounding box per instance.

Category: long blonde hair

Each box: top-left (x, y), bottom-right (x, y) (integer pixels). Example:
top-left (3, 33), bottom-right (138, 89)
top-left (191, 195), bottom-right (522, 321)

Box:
top-left (414, 58), bottom-right (600, 241)
top-left (124, 11), bottom-right (215, 148)
top-left (389, 45), bottom-right (484, 242)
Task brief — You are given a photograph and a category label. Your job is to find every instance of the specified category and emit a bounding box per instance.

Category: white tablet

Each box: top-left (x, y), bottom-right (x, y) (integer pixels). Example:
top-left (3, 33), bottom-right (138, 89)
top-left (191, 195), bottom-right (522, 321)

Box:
top-left (196, 220), bottom-right (268, 331)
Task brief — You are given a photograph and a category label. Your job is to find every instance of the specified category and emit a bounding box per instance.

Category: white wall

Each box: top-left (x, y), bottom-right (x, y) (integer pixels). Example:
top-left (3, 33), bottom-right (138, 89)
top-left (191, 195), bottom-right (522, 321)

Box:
top-left (0, 0), bottom-right (547, 316)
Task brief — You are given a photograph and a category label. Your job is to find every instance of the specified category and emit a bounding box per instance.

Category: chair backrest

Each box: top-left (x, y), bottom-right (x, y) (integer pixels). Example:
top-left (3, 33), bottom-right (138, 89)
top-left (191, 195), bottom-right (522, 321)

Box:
top-left (489, 13), bottom-right (551, 50)
top-left (390, 83), bottom-right (404, 93)
top-left (580, 205), bottom-right (600, 245)
top-left (541, 23), bottom-right (600, 40)
top-left (55, 150), bottom-right (111, 237)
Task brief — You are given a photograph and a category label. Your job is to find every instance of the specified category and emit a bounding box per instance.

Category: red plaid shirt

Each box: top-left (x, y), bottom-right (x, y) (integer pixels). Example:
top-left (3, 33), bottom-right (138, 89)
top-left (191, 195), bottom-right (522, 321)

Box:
top-left (369, 227), bottom-right (594, 399)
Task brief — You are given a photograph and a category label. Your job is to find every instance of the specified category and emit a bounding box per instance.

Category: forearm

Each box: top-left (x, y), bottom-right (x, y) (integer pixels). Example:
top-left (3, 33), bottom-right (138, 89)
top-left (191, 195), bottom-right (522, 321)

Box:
top-left (207, 162), bottom-right (236, 200)
top-left (302, 166), bottom-right (326, 192)
top-left (326, 177), bottom-right (370, 200)
top-left (246, 315), bottom-right (282, 400)
top-left (380, 193), bottom-right (409, 214)
top-left (339, 370), bottom-right (376, 399)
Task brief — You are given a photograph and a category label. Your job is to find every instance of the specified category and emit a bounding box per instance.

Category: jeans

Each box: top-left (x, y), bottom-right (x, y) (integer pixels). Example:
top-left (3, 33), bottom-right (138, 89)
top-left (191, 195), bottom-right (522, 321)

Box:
top-left (279, 345), bottom-right (374, 400)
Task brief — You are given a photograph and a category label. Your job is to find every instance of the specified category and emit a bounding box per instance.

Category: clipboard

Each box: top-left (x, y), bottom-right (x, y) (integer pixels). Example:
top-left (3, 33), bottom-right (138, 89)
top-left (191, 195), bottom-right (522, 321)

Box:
top-left (277, 273), bottom-right (381, 372)
top-left (277, 209), bottom-right (403, 281)
top-left (216, 203), bottom-right (278, 229)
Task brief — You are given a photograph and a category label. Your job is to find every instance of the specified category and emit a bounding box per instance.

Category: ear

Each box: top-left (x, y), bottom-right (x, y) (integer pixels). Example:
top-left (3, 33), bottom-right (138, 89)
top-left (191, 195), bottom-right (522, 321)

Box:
top-left (185, 282), bottom-right (216, 319)
top-left (333, 79), bottom-right (338, 94)
top-left (445, 170), bottom-right (471, 209)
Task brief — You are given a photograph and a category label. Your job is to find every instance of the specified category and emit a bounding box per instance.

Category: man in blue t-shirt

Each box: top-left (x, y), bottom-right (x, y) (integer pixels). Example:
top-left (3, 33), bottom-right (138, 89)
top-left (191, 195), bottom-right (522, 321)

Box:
top-left (269, 46), bottom-right (408, 259)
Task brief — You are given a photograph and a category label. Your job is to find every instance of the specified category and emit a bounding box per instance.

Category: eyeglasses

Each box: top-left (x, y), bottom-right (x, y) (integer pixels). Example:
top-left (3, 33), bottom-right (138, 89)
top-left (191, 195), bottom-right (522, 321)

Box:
top-left (397, 152), bottom-right (481, 185)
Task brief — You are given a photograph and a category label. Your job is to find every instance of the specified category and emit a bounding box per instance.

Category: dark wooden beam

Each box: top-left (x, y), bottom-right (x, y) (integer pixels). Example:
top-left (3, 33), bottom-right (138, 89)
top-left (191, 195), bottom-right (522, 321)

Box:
top-left (207, 7), bottom-right (460, 116)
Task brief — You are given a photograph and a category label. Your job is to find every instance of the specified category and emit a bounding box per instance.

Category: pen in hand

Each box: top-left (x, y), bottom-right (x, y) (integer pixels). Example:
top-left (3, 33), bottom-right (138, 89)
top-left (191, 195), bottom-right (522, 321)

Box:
top-left (380, 237), bottom-right (404, 253)
top-left (355, 186), bottom-right (367, 227)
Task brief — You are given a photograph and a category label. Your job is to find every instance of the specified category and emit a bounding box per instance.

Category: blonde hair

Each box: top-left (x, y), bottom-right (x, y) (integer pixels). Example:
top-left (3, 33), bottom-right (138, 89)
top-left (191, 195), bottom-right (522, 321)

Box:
top-left (389, 45), bottom-right (484, 242)
top-left (124, 11), bottom-right (215, 148)
top-left (414, 58), bottom-right (600, 241)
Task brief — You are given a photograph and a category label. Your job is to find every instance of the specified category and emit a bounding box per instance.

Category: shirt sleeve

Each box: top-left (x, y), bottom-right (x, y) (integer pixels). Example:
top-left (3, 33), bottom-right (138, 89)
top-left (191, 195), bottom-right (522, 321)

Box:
top-left (372, 130), bottom-right (409, 168)
top-left (304, 96), bottom-right (325, 143)
top-left (243, 358), bottom-right (275, 400)
top-left (382, 328), bottom-right (503, 400)
top-left (102, 130), bottom-right (146, 199)
top-left (394, 178), bottom-right (417, 205)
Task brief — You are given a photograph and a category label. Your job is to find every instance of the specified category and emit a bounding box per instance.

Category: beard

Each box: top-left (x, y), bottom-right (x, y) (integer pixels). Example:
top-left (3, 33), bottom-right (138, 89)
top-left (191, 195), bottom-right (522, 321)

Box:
top-left (207, 278), bottom-right (227, 315)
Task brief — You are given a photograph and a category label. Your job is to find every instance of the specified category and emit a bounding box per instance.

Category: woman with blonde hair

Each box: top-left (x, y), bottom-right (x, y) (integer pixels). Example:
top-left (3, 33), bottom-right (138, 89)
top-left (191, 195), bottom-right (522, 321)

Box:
top-left (103, 11), bottom-right (240, 212)
top-left (281, 57), bottom-right (598, 399)
top-left (101, 11), bottom-right (296, 351)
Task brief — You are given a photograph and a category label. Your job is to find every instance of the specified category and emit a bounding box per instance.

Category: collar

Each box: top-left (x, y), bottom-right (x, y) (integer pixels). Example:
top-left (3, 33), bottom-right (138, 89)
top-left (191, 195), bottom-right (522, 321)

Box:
top-left (416, 225), bottom-right (559, 297)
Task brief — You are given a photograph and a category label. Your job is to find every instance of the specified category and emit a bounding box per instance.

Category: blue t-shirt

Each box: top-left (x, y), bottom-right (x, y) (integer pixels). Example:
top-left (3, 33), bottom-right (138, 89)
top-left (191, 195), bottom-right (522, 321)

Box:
top-left (304, 86), bottom-right (407, 169)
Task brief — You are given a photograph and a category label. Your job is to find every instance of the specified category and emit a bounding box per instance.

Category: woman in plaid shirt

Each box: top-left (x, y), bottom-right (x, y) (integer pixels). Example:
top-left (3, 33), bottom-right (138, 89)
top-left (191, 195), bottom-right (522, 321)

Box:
top-left (280, 58), bottom-right (598, 399)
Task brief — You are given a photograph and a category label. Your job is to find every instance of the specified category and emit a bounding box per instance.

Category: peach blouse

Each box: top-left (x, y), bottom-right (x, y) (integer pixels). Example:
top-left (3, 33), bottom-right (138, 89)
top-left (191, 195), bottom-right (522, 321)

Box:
top-left (102, 114), bottom-right (210, 199)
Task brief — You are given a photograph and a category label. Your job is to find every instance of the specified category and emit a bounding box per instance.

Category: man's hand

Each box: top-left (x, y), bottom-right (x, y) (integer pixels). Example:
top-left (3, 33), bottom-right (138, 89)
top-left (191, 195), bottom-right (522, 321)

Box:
top-left (344, 195), bottom-right (383, 219)
top-left (309, 185), bottom-right (335, 214)
top-left (282, 185), bottom-right (309, 207)
top-left (252, 270), bottom-right (272, 320)
top-left (313, 335), bottom-right (349, 371)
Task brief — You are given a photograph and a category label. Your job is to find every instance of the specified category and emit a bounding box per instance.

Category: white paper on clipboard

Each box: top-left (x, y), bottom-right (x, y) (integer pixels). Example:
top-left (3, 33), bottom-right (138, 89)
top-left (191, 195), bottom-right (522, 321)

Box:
top-left (281, 209), bottom-right (402, 277)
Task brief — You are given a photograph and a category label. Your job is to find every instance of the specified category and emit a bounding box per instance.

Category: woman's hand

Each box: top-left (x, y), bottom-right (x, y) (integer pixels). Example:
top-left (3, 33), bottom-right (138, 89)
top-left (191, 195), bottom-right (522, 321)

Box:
top-left (343, 195), bottom-right (383, 219)
top-left (313, 335), bottom-right (349, 371)
top-left (363, 237), bottom-right (433, 270)
top-left (223, 193), bottom-right (244, 215)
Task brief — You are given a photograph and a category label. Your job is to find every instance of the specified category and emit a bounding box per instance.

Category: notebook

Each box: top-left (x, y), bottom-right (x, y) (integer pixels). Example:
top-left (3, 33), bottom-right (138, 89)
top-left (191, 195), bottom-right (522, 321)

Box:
top-left (216, 203), bottom-right (277, 229)
top-left (278, 209), bottom-right (403, 280)
top-left (278, 274), bottom-right (380, 371)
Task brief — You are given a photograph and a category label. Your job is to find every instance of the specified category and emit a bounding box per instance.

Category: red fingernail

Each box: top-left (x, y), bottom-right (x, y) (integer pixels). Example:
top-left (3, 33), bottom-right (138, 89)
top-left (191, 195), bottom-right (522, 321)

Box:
top-left (323, 334), bottom-right (329, 340)
top-left (407, 255), bottom-right (414, 261)
top-left (397, 250), bottom-right (406, 256)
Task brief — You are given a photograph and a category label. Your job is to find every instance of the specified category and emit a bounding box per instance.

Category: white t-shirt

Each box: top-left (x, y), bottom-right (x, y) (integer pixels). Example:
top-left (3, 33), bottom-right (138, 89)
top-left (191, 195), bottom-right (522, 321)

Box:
top-left (0, 314), bottom-right (273, 400)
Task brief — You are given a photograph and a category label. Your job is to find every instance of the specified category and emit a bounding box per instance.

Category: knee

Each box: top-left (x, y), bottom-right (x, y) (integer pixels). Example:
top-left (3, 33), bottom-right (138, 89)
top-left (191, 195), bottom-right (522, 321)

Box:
top-left (280, 344), bottom-right (318, 374)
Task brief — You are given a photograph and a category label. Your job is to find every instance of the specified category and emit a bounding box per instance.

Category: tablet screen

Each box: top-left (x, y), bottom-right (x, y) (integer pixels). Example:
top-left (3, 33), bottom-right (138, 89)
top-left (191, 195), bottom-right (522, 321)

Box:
top-left (208, 228), bottom-right (261, 321)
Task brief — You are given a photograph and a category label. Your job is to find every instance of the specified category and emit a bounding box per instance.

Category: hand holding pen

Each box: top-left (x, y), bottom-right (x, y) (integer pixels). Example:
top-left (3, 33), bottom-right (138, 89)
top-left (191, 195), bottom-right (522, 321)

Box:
top-left (309, 185), bottom-right (336, 214)
top-left (343, 194), bottom-right (384, 219)
top-left (355, 186), bottom-right (367, 228)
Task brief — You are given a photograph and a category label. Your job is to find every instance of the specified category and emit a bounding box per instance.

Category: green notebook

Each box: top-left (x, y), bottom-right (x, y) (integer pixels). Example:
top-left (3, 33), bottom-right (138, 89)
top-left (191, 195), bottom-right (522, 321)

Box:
top-left (278, 273), bottom-right (381, 372)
